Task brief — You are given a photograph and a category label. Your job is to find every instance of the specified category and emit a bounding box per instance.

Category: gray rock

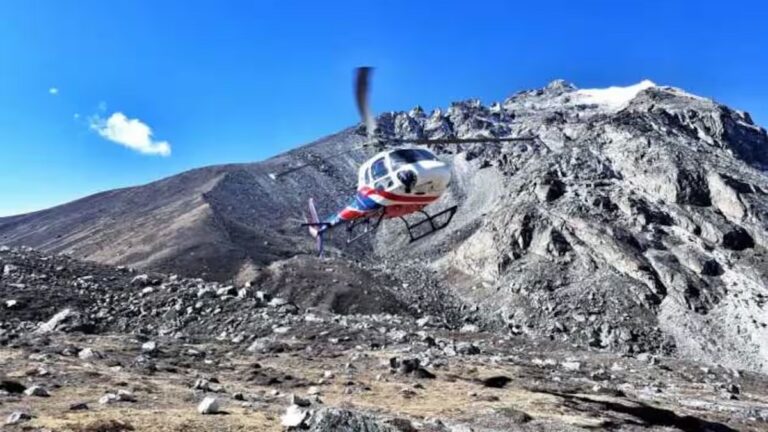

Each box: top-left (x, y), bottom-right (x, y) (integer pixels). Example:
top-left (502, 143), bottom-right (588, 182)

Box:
top-left (99, 393), bottom-right (119, 404)
top-left (197, 287), bottom-right (216, 299)
top-left (495, 406), bottom-right (532, 423)
top-left (387, 329), bottom-right (409, 342)
top-left (456, 342), bottom-right (480, 355)
top-left (78, 347), bottom-right (102, 360)
top-left (69, 402), bottom-right (89, 411)
top-left (416, 316), bottom-right (430, 327)
top-left (193, 379), bottom-right (214, 391)
top-left (117, 389), bottom-right (137, 402)
top-left (306, 408), bottom-right (411, 432)
top-left (5, 411), bottom-right (31, 425)
top-left (2, 264), bottom-right (18, 276)
top-left (281, 404), bottom-right (309, 428)
top-left (35, 308), bottom-right (72, 333)
top-left (290, 393), bottom-right (312, 407)
top-left (0, 379), bottom-right (26, 394)
top-left (269, 297), bottom-right (289, 307)
top-left (197, 396), bottom-right (220, 414)
top-left (561, 361), bottom-right (582, 371)
top-left (23, 385), bottom-right (49, 397)
top-left (131, 274), bottom-right (150, 286)
top-left (141, 341), bottom-right (158, 353)
top-left (216, 286), bottom-right (237, 297)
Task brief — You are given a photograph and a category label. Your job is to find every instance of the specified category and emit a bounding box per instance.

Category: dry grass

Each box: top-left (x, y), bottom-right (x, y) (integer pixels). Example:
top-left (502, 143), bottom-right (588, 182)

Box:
top-left (1, 339), bottom-right (623, 431)
top-left (256, 352), bottom-right (600, 425)
top-left (33, 408), bottom-right (281, 432)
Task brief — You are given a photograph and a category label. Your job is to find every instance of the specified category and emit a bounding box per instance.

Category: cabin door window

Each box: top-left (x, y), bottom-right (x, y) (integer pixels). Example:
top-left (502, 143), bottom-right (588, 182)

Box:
top-left (370, 157), bottom-right (392, 190)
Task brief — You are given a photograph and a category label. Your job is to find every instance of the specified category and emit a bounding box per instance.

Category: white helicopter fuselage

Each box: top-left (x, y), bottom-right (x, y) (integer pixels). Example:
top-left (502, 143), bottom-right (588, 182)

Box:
top-left (355, 148), bottom-right (451, 216)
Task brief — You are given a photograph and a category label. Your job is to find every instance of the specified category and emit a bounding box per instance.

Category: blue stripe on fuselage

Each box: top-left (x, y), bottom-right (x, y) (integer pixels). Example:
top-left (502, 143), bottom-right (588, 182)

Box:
top-left (352, 191), bottom-right (380, 211)
top-left (324, 191), bottom-right (382, 227)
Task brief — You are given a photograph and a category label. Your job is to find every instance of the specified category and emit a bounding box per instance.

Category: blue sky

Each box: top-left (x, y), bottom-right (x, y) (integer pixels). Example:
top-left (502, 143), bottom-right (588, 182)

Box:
top-left (1, 0), bottom-right (766, 216)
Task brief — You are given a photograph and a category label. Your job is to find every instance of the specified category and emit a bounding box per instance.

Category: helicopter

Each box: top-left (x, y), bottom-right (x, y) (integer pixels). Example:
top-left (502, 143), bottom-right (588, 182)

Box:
top-left (271, 67), bottom-right (536, 254)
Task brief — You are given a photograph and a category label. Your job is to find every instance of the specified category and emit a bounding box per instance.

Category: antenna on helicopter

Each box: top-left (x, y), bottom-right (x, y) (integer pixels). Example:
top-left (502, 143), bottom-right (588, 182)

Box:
top-left (268, 67), bottom-right (537, 180)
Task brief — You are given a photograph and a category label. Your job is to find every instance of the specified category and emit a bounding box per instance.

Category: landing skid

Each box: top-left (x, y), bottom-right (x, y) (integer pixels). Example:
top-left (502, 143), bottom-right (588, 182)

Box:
top-left (346, 209), bottom-right (385, 243)
top-left (400, 205), bottom-right (458, 242)
top-left (301, 206), bottom-right (457, 248)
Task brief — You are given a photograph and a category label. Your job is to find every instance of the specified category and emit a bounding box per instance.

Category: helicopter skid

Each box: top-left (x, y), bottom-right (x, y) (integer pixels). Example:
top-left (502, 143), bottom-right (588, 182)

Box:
top-left (400, 205), bottom-right (458, 243)
top-left (303, 205), bottom-right (458, 249)
top-left (345, 209), bottom-right (386, 243)
top-left (343, 204), bottom-right (458, 245)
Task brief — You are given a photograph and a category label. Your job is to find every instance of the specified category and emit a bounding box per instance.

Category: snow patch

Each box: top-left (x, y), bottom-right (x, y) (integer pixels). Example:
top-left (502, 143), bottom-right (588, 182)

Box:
top-left (573, 80), bottom-right (657, 110)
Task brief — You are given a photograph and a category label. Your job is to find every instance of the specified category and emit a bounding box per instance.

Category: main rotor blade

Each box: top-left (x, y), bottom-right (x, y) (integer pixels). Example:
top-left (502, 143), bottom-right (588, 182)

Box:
top-left (268, 135), bottom-right (536, 179)
top-left (355, 67), bottom-right (377, 139)
top-left (394, 136), bottom-right (537, 145)
top-left (268, 142), bottom-right (374, 180)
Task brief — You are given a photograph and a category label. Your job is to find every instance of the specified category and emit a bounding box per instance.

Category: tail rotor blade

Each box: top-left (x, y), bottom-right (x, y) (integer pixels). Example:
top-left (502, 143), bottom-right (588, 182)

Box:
top-left (355, 67), bottom-right (377, 138)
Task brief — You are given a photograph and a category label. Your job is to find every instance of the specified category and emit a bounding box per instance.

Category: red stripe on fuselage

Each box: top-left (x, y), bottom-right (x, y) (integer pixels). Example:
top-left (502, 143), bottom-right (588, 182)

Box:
top-left (338, 207), bottom-right (368, 220)
top-left (359, 186), bottom-right (439, 204)
top-left (384, 204), bottom-right (428, 218)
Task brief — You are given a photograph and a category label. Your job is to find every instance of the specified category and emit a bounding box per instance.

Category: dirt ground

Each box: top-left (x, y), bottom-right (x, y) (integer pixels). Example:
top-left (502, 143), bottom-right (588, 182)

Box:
top-left (2, 333), bottom-right (768, 431)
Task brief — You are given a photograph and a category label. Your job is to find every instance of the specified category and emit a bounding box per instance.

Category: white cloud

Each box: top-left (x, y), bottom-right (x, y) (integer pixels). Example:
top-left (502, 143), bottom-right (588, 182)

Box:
top-left (89, 112), bottom-right (171, 157)
top-left (49, 87), bottom-right (59, 95)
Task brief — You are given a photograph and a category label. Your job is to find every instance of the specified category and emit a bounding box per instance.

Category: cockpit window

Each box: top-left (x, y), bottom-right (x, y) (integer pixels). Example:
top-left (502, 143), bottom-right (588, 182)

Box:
top-left (389, 149), bottom-right (437, 169)
top-left (370, 157), bottom-right (388, 179)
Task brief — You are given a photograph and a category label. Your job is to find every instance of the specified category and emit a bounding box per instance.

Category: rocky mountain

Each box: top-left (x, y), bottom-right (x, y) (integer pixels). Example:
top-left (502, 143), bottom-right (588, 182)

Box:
top-left (0, 130), bottom-right (371, 282)
top-left (2, 79), bottom-right (768, 378)
top-left (376, 80), bottom-right (768, 374)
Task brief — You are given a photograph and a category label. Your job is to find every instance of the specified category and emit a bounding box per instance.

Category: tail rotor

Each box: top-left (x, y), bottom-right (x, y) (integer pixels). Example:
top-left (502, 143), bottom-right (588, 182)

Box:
top-left (306, 198), bottom-right (324, 255)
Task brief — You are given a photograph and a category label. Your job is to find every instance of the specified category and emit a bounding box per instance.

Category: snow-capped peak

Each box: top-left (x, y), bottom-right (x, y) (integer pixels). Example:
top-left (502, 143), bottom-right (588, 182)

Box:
top-left (573, 79), bottom-right (657, 110)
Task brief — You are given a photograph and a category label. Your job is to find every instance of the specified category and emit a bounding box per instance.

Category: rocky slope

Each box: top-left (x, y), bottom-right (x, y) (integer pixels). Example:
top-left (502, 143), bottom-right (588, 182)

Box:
top-left (2, 247), bottom-right (768, 431)
top-left (0, 130), bottom-right (372, 282)
top-left (372, 81), bottom-right (768, 374)
top-left (1, 80), bottom-right (768, 377)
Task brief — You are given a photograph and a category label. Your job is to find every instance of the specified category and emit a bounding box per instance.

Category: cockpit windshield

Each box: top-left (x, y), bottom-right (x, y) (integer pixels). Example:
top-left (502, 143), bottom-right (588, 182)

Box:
top-left (389, 149), bottom-right (437, 169)
top-left (370, 157), bottom-right (388, 179)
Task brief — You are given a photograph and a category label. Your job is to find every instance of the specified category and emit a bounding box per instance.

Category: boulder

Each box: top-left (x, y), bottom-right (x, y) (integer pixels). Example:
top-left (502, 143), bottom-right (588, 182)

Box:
top-left (197, 396), bottom-right (220, 414)
top-left (5, 411), bottom-right (31, 425)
